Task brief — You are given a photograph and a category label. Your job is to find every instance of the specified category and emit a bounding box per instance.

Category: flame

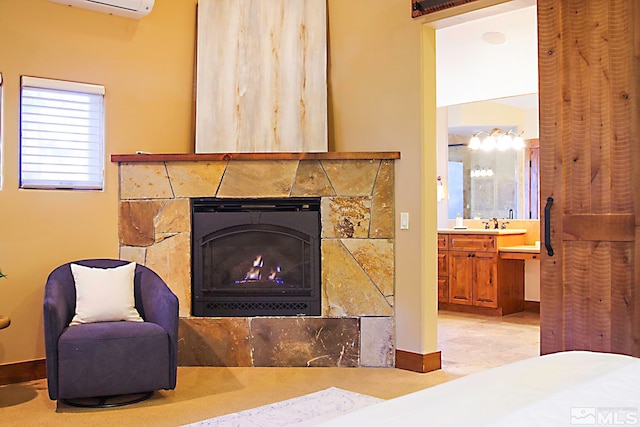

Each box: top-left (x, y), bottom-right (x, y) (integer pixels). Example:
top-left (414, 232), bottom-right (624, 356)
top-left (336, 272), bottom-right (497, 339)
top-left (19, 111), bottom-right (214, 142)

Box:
top-left (235, 256), bottom-right (283, 284)
top-left (252, 255), bottom-right (263, 268)
top-left (268, 267), bottom-right (278, 280)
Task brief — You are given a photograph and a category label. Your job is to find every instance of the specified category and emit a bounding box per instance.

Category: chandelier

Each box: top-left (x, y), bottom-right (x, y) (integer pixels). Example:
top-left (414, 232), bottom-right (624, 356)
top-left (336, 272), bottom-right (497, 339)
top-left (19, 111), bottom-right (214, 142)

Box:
top-left (468, 128), bottom-right (525, 151)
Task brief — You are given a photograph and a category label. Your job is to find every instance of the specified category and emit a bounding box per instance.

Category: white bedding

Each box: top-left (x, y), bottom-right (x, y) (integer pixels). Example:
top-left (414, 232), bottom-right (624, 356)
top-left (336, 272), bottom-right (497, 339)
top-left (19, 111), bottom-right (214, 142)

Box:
top-left (318, 351), bottom-right (640, 427)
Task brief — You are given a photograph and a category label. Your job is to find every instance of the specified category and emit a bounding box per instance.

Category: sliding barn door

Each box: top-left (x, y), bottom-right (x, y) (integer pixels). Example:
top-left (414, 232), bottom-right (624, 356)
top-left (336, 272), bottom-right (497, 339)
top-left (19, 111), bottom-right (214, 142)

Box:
top-left (538, 0), bottom-right (640, 356)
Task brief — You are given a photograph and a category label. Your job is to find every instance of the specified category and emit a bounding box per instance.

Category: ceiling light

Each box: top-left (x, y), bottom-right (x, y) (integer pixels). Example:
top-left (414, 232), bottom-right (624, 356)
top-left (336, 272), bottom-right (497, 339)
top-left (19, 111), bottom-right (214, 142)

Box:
top-left (482, 32), bottom-right (507, 45)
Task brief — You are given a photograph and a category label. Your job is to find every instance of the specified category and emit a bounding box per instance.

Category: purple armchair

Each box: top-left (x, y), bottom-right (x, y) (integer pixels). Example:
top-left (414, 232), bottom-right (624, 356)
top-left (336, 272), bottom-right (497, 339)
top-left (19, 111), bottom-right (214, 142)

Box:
top-left (43, 259), bottom-right (178, 406)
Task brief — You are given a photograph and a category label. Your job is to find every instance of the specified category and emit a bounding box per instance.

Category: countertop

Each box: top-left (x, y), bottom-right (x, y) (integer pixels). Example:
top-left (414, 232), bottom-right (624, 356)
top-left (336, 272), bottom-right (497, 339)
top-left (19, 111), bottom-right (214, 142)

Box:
top-left (438, 228), bottom-right (527, 235)
top-left (499, 245), bottom-right (541, 254)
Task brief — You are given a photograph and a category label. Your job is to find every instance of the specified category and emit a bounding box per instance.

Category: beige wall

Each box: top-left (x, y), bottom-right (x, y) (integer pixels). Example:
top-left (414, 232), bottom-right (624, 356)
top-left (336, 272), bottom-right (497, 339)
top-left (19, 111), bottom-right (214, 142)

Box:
top-left (327, 1), bottom-right (438, 355)
top-left (0, 0), bottom-right (197, 364)
top-left (0, 0), bottom-right (439, 364)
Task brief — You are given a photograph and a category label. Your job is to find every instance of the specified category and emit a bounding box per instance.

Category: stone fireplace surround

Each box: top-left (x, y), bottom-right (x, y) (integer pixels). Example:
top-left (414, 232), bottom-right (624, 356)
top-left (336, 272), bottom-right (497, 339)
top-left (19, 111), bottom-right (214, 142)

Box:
top-left (112, 152), bottom-right (399, 368)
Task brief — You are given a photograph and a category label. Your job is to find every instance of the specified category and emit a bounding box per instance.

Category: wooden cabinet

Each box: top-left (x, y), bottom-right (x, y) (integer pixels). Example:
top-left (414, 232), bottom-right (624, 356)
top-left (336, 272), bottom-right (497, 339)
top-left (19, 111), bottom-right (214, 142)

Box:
top-left (437, 235), bottom-right (449, 303)
top-left (439, 232), bottom-right (525, 316)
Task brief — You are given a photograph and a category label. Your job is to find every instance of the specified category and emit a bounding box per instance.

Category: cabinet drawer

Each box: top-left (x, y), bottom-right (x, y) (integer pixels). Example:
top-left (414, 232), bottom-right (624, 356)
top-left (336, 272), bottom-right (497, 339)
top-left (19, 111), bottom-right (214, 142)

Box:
top-left (437, 234), bottom-right (448, 250)
top-left (448, 235), bottom-right (496, 252)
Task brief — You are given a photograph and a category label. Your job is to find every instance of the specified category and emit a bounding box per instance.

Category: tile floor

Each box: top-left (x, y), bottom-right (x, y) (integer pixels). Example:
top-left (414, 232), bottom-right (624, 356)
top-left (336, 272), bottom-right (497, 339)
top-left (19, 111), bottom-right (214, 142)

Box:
top-left (438, 310), bottom-right (541, 376)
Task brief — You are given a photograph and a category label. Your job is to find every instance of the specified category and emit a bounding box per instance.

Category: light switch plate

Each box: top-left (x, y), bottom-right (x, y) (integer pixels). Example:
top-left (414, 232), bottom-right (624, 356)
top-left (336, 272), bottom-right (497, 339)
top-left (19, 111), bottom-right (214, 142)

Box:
top-left (400, 212), bottom-right (409, 229)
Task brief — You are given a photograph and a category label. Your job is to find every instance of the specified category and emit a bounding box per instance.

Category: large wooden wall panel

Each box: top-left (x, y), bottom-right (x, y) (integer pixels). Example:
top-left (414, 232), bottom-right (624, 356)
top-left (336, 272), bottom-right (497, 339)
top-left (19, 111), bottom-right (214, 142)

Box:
top-left (195, 0), bottom-right (327, 153)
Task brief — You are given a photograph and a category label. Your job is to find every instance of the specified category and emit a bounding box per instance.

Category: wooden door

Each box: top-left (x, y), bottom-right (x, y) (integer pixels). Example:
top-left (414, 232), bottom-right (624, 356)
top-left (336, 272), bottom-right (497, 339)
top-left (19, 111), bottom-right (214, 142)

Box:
top-left (473, 253), bottom-right (498, 308)
top-left (449, 252), bottom-right (473, 305)
top-left (538, 0), bottom-right (640, 356)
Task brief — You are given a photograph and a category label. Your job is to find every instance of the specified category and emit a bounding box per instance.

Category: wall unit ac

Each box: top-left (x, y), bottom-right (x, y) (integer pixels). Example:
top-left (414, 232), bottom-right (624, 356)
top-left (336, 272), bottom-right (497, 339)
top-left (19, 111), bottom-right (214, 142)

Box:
top-left (47, 0), bottom-right (155, 19)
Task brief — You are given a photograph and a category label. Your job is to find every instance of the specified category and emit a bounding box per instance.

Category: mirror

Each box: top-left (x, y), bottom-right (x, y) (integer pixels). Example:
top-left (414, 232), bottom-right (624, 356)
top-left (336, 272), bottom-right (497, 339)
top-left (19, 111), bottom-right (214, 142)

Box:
top-left (446, 94), bottom-right (539, 220)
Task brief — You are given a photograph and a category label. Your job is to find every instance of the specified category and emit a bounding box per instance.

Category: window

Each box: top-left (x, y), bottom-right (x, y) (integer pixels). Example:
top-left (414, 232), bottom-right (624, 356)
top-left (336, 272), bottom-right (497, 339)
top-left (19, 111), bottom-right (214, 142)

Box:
top-left (20, 76), bottom-right (105, 190)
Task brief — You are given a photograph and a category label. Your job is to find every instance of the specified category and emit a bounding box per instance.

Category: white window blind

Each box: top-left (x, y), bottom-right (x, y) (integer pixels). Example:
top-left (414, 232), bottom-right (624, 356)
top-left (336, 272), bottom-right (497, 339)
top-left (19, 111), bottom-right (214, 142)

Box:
top-left (20, 76), bottom-right (105, 190)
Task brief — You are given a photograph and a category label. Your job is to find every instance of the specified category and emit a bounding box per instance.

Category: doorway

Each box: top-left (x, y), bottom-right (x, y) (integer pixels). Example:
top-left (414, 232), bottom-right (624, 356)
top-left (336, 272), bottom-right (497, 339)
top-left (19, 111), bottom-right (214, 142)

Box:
top-left (431, 1), bottom-right (541, 372)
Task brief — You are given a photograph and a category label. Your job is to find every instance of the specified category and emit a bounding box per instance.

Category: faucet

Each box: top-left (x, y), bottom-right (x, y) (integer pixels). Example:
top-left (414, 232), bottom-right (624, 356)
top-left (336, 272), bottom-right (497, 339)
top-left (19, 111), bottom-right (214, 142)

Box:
top-left (501, 221), bottom-right (509, 229)
top-left (492, 218), bottom-right (499, 229)
top-left (482, 221), bottom-right (490, 229)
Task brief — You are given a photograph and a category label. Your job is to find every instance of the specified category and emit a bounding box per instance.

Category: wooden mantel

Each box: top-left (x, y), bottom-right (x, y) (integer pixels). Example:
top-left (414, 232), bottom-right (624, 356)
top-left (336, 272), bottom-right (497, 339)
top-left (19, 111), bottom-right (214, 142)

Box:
top-left (111, 152), bottom-right (401, 163)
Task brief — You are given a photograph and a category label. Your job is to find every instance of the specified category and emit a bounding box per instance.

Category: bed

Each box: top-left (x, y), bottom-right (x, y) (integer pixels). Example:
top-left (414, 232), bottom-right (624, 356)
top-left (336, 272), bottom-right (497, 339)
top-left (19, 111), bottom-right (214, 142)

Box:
top-left (318, 351), bottom-right (640, 426)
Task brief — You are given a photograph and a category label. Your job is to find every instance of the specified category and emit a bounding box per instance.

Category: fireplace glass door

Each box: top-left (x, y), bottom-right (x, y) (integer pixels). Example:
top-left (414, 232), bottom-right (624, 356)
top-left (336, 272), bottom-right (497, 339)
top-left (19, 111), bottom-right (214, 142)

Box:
top-left (192, 198), bottom-right (321, 317)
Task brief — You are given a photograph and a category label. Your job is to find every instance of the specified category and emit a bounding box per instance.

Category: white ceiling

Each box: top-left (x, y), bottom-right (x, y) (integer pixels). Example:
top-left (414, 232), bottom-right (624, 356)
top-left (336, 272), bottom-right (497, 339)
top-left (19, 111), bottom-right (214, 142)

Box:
top-left (493, 92), bottom-right (538, 109)
top-left (435, 2), bottom-right (538, 108)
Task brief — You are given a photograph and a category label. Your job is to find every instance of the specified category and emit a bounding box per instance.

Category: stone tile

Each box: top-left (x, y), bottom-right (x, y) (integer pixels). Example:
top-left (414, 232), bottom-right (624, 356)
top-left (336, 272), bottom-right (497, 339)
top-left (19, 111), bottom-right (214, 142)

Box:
top-left (166, 161), bottom-right (227, 198)
top-left (145, 232), bottom-right (191, 317)
top-left (154, 232), bottom-right (179, 243)
top-left (117, 159), bottom-right (400, 367)
top-left (119, 246), bottom-right (146, 265)
top-left (370, 160), bottom-right (394, 238)
top-left (321, 240), bottom-right (393, 317)
top-left (321, 197), bottom-right (371, 239)
top-left (155, 199), bottom-right (190, 233)
top-left (438, 311), bottom-right (540, 377)
top-left (120, 162), bottom-right (174, 200)
top-left (291, 160), bottom-right (335, 196)
top-left (119, 200), bottom-right (165, 246)
top-left (250, 317), bottom-right (360, 367)
top-left (321, 160), bottom-right (380, 196)
top-left (360, 317), bottom-right (395, 367)
top-left (178, 318), bottom-right (253, 366)
top-left (217, 160), bottom-right (298, 198)
top-left (342, 239), bottom-right (394, 298)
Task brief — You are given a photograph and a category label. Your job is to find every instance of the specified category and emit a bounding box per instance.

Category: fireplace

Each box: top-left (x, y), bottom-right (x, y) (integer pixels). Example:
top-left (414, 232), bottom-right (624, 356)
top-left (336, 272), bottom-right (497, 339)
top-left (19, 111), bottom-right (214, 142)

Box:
top-left (191, 197), bottom-right (321, 317)
top-left (115, 154), bottom-right (397, 367)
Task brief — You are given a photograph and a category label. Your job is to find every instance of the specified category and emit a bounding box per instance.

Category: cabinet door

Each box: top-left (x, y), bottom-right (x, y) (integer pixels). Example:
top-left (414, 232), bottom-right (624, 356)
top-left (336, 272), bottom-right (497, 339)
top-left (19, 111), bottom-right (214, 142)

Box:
top-left (448, 252), bottom-right (473, 305)
top-left (473, 253), bottom-right (498, 308)
top-left (438, 277), bottom-right (449, 303)
top-left (437, 251), bottom-right (448, 277)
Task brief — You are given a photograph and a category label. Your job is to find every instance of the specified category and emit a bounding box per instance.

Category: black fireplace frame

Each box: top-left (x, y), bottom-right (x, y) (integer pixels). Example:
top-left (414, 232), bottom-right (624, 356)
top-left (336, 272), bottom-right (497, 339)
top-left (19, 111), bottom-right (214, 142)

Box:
top-left (191, 197), bottom-right (321, 317)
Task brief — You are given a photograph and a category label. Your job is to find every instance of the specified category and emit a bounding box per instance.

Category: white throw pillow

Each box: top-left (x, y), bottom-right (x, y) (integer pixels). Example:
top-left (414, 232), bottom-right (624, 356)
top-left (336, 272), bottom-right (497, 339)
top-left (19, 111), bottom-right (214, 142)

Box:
top-left (69, 262), bottom-right (143, 326)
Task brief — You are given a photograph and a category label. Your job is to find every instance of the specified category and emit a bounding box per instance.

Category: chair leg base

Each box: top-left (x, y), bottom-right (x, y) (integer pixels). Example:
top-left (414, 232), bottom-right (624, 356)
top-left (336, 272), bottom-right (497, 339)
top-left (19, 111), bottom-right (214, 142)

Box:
top-left (60, 391), bottom-right (153, 408)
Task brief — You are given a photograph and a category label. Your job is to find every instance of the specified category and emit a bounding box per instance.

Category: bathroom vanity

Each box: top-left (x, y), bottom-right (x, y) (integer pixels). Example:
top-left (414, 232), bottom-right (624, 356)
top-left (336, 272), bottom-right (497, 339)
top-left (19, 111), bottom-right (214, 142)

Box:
top-left (437, 229), bottom-right (527, 316)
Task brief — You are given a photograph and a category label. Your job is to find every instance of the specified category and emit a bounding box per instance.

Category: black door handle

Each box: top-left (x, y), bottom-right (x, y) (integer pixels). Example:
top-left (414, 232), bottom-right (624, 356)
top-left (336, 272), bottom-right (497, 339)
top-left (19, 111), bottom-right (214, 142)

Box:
top-left (544, 197), bottom-right (554, 256)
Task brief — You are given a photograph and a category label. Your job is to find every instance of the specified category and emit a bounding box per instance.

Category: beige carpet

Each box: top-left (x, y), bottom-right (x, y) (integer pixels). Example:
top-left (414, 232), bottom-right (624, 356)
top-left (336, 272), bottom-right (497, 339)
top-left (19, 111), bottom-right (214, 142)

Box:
top-left (0, 311), bottom-right (539, 427)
